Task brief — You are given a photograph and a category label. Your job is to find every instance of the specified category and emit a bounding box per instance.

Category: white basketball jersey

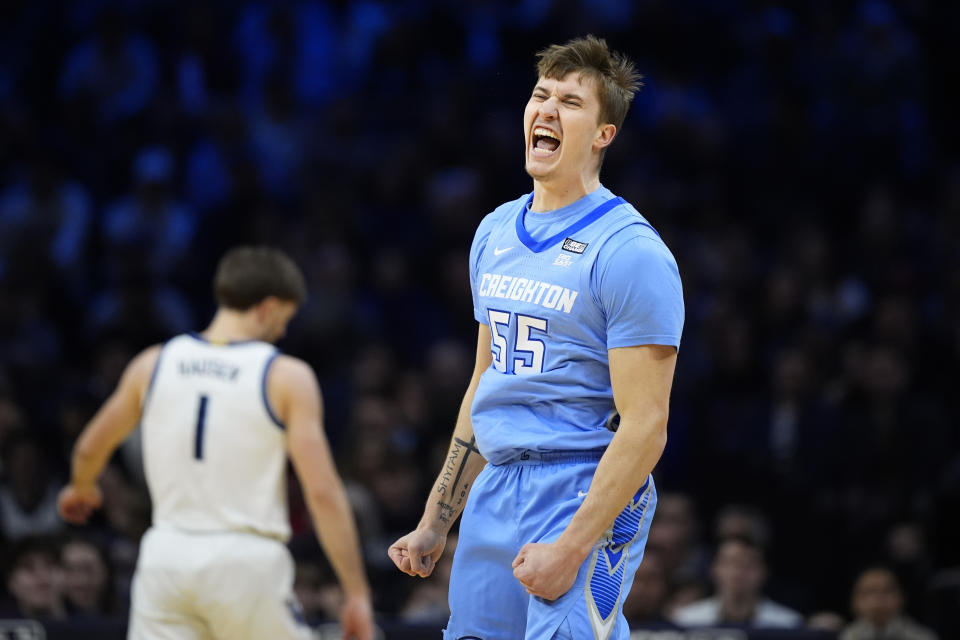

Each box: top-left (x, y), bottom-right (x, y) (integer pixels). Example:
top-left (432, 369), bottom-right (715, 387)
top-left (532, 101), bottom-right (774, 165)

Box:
top-left (140, 333), bottom-right (290, 541)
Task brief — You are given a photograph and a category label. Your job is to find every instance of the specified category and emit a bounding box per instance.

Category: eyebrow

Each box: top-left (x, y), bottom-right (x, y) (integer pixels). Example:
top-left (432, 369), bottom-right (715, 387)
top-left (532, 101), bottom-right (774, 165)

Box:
top-left (533, 85), bottom-right (584, 101)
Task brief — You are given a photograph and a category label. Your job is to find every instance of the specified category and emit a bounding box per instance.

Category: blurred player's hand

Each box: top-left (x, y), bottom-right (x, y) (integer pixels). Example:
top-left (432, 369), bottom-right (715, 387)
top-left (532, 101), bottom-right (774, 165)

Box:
top-left (512, 541), bottom-right (581, 601)
top-left (388, 529), bottom-right (446, 578)
top-left (339, 593), bottom-right (375, 640)
top-left (57, 483), bottom-right (103, 524)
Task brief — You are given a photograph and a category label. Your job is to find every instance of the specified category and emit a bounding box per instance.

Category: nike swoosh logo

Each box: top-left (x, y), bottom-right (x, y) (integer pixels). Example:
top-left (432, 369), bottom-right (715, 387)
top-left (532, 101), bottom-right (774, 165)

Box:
top-left (493, 246), bottom-right (514, 256)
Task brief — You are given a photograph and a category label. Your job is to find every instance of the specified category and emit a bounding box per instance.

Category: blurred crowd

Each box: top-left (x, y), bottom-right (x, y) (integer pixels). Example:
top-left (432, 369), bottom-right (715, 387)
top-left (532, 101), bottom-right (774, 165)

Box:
top-left (0, 0), bottom-right (958, 637)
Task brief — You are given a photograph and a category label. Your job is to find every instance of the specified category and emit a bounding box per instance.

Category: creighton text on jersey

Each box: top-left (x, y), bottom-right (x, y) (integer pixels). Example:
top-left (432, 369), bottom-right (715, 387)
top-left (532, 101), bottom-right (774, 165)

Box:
top-left (477, 272), bottom-right (579, 313)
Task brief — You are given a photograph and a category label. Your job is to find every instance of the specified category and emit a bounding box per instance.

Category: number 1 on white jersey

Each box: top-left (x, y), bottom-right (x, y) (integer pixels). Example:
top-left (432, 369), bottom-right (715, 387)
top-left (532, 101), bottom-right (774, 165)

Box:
top-left (194, 395), bottom-right (209, 460)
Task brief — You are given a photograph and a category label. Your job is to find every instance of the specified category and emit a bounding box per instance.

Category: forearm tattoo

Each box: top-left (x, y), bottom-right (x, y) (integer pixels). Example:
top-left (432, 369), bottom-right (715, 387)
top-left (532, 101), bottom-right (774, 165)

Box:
top-left (436, 436), bottom-right (480, 524)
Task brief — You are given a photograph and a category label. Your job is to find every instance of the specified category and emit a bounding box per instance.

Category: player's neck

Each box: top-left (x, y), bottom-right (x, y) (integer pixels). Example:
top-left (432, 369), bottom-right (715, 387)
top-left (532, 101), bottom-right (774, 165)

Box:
top-left (201, 309), bottom-right (263, 343)
top-left (531, 173), bottom-right (600, 212)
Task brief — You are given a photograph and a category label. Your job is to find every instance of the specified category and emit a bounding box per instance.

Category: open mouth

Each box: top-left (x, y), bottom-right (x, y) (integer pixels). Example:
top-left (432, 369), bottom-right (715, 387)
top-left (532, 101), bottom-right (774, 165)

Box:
top-left (531, 126), bottom-right (561, 156)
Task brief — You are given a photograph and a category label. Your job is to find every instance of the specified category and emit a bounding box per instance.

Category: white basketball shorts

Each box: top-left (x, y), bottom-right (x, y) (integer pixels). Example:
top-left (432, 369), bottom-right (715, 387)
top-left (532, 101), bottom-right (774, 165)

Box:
top-left (128, 527), bottom-right (314, 640)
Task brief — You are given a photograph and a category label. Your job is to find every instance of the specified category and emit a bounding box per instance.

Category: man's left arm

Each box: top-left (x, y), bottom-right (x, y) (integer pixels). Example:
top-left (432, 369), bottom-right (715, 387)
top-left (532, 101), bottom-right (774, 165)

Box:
top-left (58, 345), bottom-right (160, 524)
top-left (513, 343), bottom-right (677, 599)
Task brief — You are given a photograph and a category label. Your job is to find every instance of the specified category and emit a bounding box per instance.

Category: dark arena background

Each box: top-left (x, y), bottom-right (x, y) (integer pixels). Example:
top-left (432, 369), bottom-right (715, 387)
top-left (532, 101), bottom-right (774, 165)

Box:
top-left (1, 1), bottom-right (959, 639)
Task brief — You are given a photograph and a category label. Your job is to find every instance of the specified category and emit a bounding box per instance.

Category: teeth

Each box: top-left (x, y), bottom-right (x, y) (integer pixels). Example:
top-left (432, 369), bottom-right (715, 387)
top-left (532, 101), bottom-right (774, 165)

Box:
top-left (533, 127), bottom-right (560, 141)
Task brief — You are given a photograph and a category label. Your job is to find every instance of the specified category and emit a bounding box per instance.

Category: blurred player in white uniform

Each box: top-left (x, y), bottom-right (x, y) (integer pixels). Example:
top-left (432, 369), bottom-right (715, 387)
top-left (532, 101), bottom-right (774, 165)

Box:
top-left (58, 246), bottom-right (374, 640)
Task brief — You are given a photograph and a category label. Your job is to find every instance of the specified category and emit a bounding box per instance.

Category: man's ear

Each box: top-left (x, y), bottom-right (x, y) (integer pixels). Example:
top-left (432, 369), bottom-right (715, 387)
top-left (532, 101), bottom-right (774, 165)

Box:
top-left (594, 123), bottom-right (617, 151)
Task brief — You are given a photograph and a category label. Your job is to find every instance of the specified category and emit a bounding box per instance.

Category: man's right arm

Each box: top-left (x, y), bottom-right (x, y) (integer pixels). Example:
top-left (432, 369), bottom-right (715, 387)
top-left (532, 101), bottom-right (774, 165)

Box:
top-left (388, 323), bottom-right (492, 578)
top-left (270, 355), bottom-right (374, 640)
top-left (58, 345), bottom-right (160, 524)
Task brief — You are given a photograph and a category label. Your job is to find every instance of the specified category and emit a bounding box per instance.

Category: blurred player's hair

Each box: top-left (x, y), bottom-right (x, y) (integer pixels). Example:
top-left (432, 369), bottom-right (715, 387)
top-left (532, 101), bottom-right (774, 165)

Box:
top-left (535, 34), bottom-right (642, 134)
top-left (213, 246), bottom-right (307, 310)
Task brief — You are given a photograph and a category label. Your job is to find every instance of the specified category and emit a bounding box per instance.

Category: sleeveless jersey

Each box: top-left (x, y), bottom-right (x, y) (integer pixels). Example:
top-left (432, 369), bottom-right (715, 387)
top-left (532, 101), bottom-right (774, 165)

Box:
top-left (469, 186), bottom-right (684, 464)
top-left (139, 333), bottom-right (290, 541)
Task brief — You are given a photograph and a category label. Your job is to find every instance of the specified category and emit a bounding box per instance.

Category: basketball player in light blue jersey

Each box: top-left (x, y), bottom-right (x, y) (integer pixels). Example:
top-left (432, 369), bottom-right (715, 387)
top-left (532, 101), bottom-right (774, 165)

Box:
top-left (389, 35), bottom-right (684, 639)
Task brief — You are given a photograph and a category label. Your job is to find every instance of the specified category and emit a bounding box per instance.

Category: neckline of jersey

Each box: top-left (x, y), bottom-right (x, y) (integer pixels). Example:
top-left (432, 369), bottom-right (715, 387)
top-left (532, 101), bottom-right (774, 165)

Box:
top-left (514, 193), bottom-right (627, 253)
top-left (187, 332), bottom-right (260, 347)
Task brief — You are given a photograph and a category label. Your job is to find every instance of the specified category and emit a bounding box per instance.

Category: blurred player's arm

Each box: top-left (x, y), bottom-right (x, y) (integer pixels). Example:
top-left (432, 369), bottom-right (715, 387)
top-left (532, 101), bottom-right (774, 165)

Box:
top-left (514, 343), bottom-right (676, 599)
top-left (271, 356), bottom-right (374, 638)
top-left (388, 323), bottom-right (491, 578)
top-left (58, 345), bottom-right (161, 524)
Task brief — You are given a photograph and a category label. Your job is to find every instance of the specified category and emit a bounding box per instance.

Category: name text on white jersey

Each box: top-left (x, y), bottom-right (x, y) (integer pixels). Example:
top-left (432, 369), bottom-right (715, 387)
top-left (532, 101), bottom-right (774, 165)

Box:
top-left (177, 359), bottom-right (240, 381)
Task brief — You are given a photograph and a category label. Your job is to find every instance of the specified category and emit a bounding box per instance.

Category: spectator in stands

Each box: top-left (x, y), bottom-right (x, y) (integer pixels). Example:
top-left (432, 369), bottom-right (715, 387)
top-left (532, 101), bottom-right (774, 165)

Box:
top-left (884, 521), bottom-right (933, 615)
top-left (1, 537), bottom-right (64, 619)
top-left (0, 290), bottom-right (64, 381)
top-left (0, 433), bottom-right (62, 541)
top-left (0, 152), bottom-right (92, 295)
top-left (713, 504), bottom-right (771, 549)
top-left (671, 535), bottom-right (802, 628)
top-left (101, 145), bottom-right (198, 280)
top-left (0, 396), bottom-right (25, 475)
top-left (59, 7), bottom-right (159, 123)
top-left (59, 536), bottom-right (114, 617)
top-left (807, 610), bottom-right (847, 632)
top-left (247, 75), bottom-right (310, 198)
top-left (292, 557), bottom-right (341, 626)
top-left (646, 492), bottom-right (710, 586)
top-left (663, 578), bottom-right (710, 621)
top-left (622, 548), bottom-right (674, 626)
top-left (840, 566), bottom-right (937, 640)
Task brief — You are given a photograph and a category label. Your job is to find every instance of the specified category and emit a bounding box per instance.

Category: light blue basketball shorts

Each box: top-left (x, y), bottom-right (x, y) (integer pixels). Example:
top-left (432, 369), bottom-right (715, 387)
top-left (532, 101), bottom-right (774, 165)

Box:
top-left (445, 450), bottom-right (657, 640)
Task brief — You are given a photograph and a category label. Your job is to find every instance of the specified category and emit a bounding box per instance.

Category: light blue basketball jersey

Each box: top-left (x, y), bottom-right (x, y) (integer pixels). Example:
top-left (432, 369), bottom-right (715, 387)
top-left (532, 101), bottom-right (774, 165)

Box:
top-left (469, 186), bottom-right (684, 464)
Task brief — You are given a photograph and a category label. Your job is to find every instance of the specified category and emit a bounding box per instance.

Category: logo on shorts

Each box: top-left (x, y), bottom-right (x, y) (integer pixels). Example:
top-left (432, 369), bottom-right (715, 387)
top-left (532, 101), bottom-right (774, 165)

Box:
top-left (562, 237), bottom-right (589, 254)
